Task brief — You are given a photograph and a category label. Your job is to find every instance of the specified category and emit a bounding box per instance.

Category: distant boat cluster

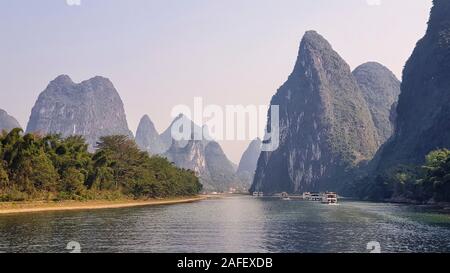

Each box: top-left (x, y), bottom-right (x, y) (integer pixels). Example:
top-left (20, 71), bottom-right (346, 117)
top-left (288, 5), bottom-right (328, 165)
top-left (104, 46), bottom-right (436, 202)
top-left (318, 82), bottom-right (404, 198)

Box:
top-left (252, 191), bottom-right (338, 205)
top-left (303, 192), bottom-right (338, 205)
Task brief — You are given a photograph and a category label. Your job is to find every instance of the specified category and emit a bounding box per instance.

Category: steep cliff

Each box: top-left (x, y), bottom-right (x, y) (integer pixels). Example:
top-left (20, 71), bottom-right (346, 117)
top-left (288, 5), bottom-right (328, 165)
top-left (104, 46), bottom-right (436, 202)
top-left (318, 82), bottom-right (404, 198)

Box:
top-left (251, 31), bottom-right (378, 194)
top-left (376, 0), bottom-right (450, 170)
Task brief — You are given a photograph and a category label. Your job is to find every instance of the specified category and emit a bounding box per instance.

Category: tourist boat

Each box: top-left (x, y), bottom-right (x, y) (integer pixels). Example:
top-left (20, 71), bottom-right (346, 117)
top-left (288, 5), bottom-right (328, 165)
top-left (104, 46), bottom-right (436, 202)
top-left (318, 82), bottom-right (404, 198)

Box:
top-left (322, 192), bottom-right (338, 205)
top-left (252, 191), bottom-right (264, 197)
top-left (303, 192), bottom-right (322, 201)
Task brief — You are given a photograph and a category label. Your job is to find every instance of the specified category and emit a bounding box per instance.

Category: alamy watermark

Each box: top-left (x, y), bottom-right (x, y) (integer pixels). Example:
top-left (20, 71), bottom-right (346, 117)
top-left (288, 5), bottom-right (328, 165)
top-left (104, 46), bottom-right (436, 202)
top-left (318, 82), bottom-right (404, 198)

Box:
top-left (170, 98), bottom-right (280, 152)
top-left (66, 241), bottom-right (81, 253)
top-left (367, 241), bottom-right (381, 253)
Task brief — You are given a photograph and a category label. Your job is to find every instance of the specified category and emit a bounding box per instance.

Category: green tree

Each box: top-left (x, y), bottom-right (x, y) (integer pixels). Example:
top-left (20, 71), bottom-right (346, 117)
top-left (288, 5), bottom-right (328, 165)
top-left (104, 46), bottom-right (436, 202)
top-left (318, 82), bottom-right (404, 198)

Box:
top-left (95, 135), bottom-right (150, 192)
top-left (89, 150), bottom-right (114, 190)
top-left (60, 167), bottom-right (86, 197)
top-left (422, 149), bottom-right (450, 202)
top-left (27, 151), bottom-right (59, 192)
top-left (0, 161), bottom-right (9, 189)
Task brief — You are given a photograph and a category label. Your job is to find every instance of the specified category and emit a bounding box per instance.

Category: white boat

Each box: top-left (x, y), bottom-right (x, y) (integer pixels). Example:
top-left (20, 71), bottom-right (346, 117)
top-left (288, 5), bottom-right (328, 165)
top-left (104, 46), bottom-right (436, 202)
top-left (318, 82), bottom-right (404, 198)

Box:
top-left (304, 192), bottom-right (322, 201)
top-left (252, 191), bottom-right (264, 197)
top-left (322, 192), bottom-right (338, 205)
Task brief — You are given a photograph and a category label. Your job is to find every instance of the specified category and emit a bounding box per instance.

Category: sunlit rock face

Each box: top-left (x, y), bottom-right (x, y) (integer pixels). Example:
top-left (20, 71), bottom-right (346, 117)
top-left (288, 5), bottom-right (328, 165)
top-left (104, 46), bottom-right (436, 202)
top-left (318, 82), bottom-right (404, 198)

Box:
top-left (251, 31), bottom-right (378, 194)
top-left (376, 0), bottom-right (450, 170)
top-left (26, 75), bottom-right (133, 149)
top-left (164, 139), bottom-right (241, 192)
top-left (162, 115), bottom-right (242, 192)
top-left (0, 109), bottom-right (21, 132)
top-left (353, 62), bottom-right (401, 145)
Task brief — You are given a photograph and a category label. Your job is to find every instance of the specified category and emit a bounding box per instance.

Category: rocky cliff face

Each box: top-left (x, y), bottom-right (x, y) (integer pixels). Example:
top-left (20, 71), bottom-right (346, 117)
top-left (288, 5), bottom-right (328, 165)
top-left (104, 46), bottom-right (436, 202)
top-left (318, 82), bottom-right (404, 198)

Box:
top-left (251, 31), bottom-right (378, 194)
top-left (0, 109), bottom-right (21, 132)
top-left (26, 75), bottom-right (133, 148)
top-left (163, 115), bottom-right (241, 192)
top-left (376, 0), bottom-right (450, 170)
top-left (135, 115), bottom-right (165, 155)
top-left (353, 62), bottom-right (401, 145)
top-left (165, 139), bottom-right (241, 192)
top-left (165, 139), bottom-right (209, 180)
top-left (237, 138), bottom-right (262, 188)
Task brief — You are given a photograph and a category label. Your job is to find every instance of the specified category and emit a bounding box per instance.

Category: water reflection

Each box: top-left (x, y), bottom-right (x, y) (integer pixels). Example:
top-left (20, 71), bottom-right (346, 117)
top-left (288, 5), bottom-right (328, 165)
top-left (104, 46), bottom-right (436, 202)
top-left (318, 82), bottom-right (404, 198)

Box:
top-left (0, 196), bottom-right (449, 253)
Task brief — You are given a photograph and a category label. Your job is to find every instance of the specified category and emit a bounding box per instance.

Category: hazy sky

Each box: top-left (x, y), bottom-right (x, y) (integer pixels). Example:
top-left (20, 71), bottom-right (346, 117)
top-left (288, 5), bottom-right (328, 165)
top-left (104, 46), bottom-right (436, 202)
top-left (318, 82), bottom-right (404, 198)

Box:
top-left (0, 0), bottom-right (432, 163)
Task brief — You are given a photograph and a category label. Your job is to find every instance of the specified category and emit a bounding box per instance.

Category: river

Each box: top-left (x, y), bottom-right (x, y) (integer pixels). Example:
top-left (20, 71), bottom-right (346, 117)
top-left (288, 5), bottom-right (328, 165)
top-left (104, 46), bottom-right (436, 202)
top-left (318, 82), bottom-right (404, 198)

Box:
top-left (0, 196), bottom-right (450, 253)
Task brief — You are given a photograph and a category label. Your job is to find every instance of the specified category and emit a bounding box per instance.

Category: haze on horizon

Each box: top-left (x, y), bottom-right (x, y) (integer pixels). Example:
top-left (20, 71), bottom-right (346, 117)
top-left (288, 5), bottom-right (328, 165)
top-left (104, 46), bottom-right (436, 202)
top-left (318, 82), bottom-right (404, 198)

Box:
top-left (0, 0), bottom-right (432, 163)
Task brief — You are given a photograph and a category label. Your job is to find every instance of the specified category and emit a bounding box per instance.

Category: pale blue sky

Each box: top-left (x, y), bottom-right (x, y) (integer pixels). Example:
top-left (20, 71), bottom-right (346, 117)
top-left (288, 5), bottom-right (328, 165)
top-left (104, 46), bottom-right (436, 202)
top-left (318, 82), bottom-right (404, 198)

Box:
top-left (0, 0), bottom-right (432, 162)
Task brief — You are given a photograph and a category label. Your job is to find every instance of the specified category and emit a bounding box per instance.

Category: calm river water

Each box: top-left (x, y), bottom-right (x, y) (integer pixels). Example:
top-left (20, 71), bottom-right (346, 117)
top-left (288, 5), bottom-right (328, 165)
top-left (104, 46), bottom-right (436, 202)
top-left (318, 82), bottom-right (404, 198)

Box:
top-left (1, 196), bottom-right (450, 253)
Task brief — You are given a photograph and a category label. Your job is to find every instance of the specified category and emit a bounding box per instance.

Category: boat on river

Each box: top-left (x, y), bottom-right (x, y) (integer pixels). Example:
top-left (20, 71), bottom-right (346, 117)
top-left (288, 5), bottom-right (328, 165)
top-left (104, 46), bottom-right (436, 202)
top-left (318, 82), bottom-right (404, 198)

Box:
top-left (322, 192), bottom-right (338, 205)
top-left (252, 191), bottom-right (264, 197)
top-left (302, 192), bottom-right (338, 204)
top-left (303, 192), bottom-right (322, 201)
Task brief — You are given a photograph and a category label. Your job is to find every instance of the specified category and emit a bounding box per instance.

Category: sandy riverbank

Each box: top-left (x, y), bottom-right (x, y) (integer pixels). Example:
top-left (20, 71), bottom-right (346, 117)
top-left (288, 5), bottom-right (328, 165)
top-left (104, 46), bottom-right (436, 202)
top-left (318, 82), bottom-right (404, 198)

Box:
top-left (0, 196), bottom-right (207, 215)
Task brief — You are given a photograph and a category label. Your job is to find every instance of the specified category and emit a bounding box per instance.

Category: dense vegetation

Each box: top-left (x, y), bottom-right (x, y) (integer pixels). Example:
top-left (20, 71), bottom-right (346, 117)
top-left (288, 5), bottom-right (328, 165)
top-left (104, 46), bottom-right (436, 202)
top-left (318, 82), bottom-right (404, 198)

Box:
top-left (0, 129), bottom-right (202, 202)
top-left (348, 149), bottom-right (450, 203)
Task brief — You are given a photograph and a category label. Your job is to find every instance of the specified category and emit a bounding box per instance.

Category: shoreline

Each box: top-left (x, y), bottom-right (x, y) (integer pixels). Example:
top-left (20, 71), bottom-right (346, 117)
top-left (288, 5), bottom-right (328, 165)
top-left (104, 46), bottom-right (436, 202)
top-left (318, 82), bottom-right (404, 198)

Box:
top-left (0, 196), bottom-right (207, 215)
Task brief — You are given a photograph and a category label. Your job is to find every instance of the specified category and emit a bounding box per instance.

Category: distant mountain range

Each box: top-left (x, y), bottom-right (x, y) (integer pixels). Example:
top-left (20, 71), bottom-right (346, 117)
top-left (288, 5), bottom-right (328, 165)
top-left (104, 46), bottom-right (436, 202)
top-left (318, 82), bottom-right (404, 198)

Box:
top-left (2, 0), bottom-right (449, 199)
top-left (136, 114), bottom-right (246, 192)
top-left (18, 75), bottom-right (246, 193)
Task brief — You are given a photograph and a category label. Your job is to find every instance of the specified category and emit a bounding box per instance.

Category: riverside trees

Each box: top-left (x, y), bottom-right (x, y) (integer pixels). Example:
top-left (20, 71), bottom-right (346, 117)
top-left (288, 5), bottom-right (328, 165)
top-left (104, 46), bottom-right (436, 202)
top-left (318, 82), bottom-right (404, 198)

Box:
top-left (351, 149), bottom-right (450, 203)
top-left (0, 129), bottom-right (202, 201)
